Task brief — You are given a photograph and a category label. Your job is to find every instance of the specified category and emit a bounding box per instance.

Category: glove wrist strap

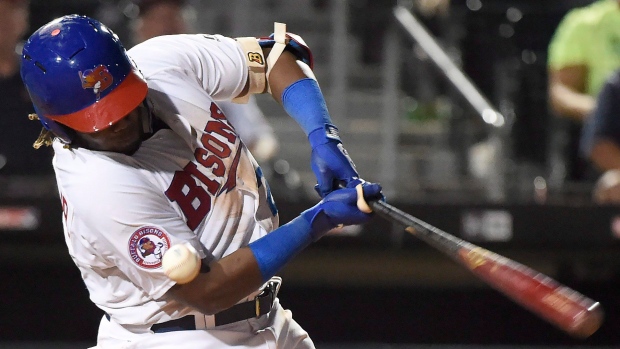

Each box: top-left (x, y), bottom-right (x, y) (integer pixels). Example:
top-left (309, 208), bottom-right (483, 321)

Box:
top-left (301, 204), bottom-right (335, 238)
top-left (308, 124), bottom-right (341, 148)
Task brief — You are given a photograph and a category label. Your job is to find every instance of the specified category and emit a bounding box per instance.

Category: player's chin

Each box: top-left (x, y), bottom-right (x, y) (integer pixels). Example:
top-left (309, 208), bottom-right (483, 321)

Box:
top-left (117, 138), bottom-right (144, 155)
top-left (111, 128), bottom-right (146, 155)
top-left (102, 132), bottom-right (144, 155)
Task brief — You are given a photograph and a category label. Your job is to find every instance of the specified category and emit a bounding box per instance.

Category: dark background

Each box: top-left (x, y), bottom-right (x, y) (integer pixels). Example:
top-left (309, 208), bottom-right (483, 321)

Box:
top-left (1, 197), bottom-right (619, 346)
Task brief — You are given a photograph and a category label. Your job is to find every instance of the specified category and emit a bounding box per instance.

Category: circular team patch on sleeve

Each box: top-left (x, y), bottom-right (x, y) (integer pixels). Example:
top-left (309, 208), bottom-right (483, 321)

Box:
top-left (128, 226), bottom-right (172, 269)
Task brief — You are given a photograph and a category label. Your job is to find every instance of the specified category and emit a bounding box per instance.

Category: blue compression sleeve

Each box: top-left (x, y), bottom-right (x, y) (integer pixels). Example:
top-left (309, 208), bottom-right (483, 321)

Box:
top-left (281, 78), bottom-right (332, 136)
top-left (248, 215), bottom-right (314, 282)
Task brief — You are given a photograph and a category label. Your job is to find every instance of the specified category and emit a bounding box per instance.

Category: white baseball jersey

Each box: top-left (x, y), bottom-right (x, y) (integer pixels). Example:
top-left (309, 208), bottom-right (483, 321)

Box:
top-left (54, 34), bottom-right (312, 348)
top-left (220, 96), bottom-right (276, 150)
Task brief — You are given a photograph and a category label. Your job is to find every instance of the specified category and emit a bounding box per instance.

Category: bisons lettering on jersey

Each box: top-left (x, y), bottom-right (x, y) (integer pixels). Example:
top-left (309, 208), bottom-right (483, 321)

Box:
top-left (165, 102), bottom-right (242, 230)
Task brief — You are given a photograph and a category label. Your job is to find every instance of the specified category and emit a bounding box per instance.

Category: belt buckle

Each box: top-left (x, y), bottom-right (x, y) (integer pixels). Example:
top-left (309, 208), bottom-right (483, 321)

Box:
top-left (255, 294), bottom-right (261, 317)
top-left (269, 276), bottom-right (282, 297)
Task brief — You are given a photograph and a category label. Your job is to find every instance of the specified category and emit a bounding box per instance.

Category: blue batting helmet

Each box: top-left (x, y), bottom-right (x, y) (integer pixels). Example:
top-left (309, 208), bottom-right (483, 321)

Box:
top-left (20, 15), bottom-right (148, 143)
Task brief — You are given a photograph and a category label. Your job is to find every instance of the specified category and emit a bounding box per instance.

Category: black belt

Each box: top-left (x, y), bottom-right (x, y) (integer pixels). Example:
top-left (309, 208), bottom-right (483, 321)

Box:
top-left (150, 280), bottom-right (279, 333)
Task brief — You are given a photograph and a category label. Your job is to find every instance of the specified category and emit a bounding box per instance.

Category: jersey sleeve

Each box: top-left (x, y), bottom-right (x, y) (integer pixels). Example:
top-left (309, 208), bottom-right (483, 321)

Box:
top-left (218, 96), bottom-right (274, 146)
top-left (60, 156), bottom-right (206, 300)
top-left (129, 34), bottom-right (248, 102)
top-left (548, 9), bottom-right (593, 69)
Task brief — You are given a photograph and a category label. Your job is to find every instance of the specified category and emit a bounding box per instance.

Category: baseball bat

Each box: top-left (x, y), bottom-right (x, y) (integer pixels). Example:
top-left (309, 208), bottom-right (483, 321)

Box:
top-left (367, 199), bottom-right (604, 338)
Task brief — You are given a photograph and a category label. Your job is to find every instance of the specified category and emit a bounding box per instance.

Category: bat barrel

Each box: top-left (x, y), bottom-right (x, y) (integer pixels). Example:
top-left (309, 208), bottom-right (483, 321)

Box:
top-left (570, 302), bottom-right (604, 338)
top-left (369, 200), bottom-right (604, 338)
top-left (455, 243), bottom-right (604, 339)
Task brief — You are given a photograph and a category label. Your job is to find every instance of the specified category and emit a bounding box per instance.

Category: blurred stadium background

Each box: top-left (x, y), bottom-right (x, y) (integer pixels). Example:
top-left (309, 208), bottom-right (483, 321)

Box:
top-left (1, 0), bottom-right (619, 348)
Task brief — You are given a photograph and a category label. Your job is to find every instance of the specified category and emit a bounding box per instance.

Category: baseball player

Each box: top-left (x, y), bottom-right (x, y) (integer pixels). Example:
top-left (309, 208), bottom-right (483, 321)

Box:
top-left (20, 14), bottom-right (382, 349)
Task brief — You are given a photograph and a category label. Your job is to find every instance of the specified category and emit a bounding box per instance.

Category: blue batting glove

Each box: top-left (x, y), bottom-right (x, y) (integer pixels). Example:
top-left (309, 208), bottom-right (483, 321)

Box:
top-left (301, 182), bottom-right (383, 240)
top-left (309, 124), bottom-right (361, 197)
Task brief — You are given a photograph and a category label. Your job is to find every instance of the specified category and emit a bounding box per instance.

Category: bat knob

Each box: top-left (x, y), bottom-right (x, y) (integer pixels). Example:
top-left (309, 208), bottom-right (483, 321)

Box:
top-left (355, 183), bottom-right (373, 213)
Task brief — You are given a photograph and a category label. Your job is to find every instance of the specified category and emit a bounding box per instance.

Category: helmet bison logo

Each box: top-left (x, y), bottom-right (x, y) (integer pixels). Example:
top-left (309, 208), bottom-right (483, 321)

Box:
top-left (78, 65), bottom-right (113, 99)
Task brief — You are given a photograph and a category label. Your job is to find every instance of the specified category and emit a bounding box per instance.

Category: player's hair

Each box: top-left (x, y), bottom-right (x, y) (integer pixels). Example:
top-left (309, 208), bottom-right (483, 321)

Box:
top-left (28, 114), bottom-right (71, 149)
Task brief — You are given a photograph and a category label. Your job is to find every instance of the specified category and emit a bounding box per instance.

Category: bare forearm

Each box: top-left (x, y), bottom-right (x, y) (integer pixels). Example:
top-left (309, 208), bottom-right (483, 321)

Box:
top-left (166, 247), bottom-right (264, 315)
top-left (549, 84), bottom-right (596, 121)
top-left (165, 214), bottom-right (316, 315)
top-left (267, 51), bottom-right (308, 104)
top-left (590, 140), bottom-right (620, 171)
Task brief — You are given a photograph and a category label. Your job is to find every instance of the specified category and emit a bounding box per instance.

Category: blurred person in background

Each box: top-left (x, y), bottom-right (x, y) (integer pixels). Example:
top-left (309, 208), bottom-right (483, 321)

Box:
top-left (128, 0), bottom-right (280, 165)
top-left (129, 0), bottom-right (189, 46)
top-left (580, 69), bottom-right (620, 203)
top-left (547, 0), bottom-right (620, 183)
top-left (0, 0), bottom-right (53, 176)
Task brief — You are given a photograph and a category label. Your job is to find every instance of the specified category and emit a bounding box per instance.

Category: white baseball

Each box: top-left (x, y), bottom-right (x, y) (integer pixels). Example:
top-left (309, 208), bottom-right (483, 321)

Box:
top-left (162, 243), bottom-right (201, 284)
